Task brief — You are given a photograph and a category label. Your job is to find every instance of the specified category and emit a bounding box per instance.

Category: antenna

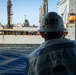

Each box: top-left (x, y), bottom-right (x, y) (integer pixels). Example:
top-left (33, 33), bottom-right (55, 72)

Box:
top-left (25, 15), bottom-right (26, 20)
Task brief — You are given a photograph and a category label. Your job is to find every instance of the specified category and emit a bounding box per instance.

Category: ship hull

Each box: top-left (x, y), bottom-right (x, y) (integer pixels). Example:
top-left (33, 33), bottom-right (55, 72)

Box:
top-left (0, 35), bottom-right (44, 44)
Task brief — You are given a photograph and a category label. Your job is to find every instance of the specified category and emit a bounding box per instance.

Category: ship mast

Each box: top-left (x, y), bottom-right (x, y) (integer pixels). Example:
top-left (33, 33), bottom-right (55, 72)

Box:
top-left (7, 0), bottom-right (13, 28)
top-left (23, 15), bottom-right (30, 27)
top-left (39, 0), bottom-right (48, 24)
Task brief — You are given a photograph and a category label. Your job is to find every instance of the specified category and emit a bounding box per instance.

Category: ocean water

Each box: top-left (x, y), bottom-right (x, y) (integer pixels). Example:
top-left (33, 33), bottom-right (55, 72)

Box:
top-left (0, 44), bottom-right (40, 75)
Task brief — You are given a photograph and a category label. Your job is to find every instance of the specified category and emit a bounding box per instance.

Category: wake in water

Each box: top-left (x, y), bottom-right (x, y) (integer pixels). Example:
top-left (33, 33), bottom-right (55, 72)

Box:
top-left (0, 44), bottom-right (39, 75)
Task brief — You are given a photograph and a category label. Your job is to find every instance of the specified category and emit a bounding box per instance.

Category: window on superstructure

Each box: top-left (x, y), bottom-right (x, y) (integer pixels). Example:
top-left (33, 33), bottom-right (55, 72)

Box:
top-left (71, 4), bottom-right (73, 5)
top-left (72, 32), bottom-right (74, 34)
top-left (69, 21), bottom-right (74, 24)
top-left (70, 26), bottom-right (72, 28)
top-left (71, 9), bottom-right (73, 11)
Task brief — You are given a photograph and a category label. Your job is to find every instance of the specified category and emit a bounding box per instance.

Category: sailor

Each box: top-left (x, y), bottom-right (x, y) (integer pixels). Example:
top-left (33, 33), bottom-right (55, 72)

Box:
top-left (26, 12), bottom-right (76, 75)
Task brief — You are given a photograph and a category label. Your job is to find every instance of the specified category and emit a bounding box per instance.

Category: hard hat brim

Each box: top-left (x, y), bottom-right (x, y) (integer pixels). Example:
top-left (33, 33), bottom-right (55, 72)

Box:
top-left (38, 28), bottom-right (67, 32)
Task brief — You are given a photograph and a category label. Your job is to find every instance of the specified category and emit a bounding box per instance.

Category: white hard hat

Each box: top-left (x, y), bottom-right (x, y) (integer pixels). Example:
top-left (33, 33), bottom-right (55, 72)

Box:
top-left (38, 12), bottom-right (67, 32)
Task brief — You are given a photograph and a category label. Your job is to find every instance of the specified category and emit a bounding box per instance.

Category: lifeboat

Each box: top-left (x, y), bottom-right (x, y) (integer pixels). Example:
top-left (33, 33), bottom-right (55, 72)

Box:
top-left (69, 16), bottom-right (76, 21)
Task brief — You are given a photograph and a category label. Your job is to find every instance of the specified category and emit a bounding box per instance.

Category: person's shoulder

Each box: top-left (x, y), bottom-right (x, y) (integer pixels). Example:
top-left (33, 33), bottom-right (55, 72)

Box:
top-left (67, 39), bottom-right (76, 48)
top-left (71, 40), bottom-right (76, 45)
top-left (29, 45), bottom-right (43, 58)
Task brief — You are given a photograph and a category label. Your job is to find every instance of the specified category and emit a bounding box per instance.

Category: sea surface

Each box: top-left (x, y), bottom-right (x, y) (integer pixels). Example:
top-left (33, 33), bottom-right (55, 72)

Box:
top-left (0, 44), bottom-right (40, 75)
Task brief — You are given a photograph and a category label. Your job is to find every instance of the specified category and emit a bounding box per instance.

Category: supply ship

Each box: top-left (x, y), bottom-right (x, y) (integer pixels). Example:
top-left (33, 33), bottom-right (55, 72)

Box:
top-left (0, 0), bottom-right (48, 44)
top-left (57, 0), bottom-right (76, 40)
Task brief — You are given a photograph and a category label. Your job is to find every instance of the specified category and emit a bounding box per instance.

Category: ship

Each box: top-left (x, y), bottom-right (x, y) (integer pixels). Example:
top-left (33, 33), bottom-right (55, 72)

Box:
top-left (0, 0), bottom-right (49, 44)
top-left (57, 0), bottom-right (76, 40)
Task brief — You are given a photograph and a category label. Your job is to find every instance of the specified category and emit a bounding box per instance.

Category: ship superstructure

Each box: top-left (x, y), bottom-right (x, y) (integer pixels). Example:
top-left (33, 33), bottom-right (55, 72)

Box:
top-left (23, 15), bottom-right (30, 27)
top-left (57, 0), bottom-right (76, 40)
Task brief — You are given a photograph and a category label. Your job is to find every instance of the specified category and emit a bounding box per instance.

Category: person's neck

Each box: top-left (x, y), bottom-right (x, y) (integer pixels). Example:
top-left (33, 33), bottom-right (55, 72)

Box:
top-left (45, 37), bottom-right (62, 41)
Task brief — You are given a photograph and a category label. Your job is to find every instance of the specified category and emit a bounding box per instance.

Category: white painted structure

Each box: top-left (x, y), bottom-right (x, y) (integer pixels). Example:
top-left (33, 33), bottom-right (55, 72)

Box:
top-left (57, 0), bottom-right (76, 40)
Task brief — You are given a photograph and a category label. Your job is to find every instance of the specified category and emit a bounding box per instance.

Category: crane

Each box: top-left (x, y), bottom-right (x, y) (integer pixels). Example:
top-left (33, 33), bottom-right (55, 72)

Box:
top-left (39, 0), bottom-right (48, 24)
top-left (7, 0), bottom-right (13, 28)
